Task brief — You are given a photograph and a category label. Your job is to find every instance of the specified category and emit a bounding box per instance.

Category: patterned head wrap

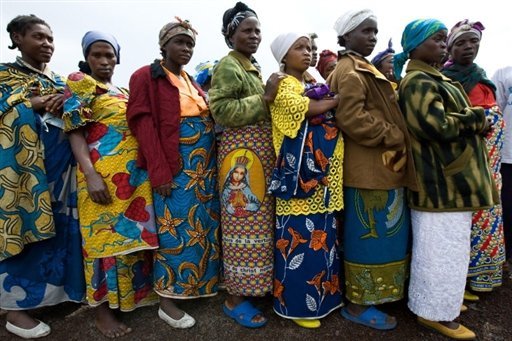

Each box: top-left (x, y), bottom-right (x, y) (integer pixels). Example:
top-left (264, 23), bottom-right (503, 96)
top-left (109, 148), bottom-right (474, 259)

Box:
top-left (447, 19), bottom-right (484, 50)
top-left (333, 9), bottom-right (376, 37)
top-left (159, 16), bottom-right (197, 48)
top-left (82, 30), bottom-right (120, 64)
top-left (316, 49), bottom-right (337, 76)
top-left (222, 2), bottom-right (258, 48)
top-left (371, 38), bottom-right (395, 67)
top-left (270, 32), bottom-right (309, 71)
top-left (393, 19), bottom-right (447, 80)
top-left (194, 60), bottom-right (218, 86)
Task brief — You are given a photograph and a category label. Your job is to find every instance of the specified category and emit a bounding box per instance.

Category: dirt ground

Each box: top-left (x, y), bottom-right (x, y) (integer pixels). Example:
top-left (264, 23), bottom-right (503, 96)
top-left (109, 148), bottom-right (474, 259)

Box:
top-left (1, 272), bottom-right (512, 341)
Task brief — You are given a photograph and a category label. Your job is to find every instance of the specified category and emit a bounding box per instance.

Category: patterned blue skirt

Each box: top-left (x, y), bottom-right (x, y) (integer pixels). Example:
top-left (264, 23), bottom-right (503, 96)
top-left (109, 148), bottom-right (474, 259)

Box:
top-left (273, 212), bottom-right (342, 319)
top-left (0, 125), bottom-right (85, 309)
top-left (153, 116), bottom-right (220, 298)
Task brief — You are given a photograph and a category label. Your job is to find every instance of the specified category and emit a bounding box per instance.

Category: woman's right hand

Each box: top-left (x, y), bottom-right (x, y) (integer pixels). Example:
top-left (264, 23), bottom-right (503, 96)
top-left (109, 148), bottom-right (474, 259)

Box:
top-left (154, 182), bottom-right (173, 197)
top-left (85, 171), bottom-right (112, 205)
top-left (263, 72), bottom-right (286, 105)
top-left (30, 94), bottom-right (64, 114)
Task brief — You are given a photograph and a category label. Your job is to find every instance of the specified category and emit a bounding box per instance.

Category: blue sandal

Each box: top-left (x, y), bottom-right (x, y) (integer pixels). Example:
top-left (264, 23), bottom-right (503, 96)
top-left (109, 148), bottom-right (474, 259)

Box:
top-left (340, 306), bottom-right (397, 330)
top-left (223, 301), bottom-right (267, 328)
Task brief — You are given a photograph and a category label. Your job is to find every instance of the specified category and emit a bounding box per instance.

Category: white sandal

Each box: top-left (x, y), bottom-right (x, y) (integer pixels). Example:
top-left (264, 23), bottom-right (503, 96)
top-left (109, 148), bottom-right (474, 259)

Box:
top-left (6, 320), bottom-right (51, 339)
top-left (158, 308), bottom-right (195, 329)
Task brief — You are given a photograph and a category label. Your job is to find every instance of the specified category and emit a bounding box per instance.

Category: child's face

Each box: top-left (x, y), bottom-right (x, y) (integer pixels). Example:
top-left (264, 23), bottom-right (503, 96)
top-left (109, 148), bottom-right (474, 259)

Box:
top-left (233, 167), bottom-right (246, 182)
top-left (284, 37), bottom-right (312, 74)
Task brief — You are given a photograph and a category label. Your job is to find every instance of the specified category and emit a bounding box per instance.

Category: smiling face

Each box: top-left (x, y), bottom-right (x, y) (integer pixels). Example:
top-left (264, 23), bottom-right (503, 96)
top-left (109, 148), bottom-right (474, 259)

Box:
top-left (411, 29), bottom-right (448, 66)
top-left (13, 23), bottom-right (54, 70)
top-left (343, 17), bottom-right (378, 57)
top-left (230, 16), bottom-right (261, 58)
top-left (87, 41), bottom-right (117, 83)
top-left (283, 37), bottom-right (312, 75)
top-left (162, 34), bottom-right (195, 70)
top-left (449, 32), bottom-right (480, 66)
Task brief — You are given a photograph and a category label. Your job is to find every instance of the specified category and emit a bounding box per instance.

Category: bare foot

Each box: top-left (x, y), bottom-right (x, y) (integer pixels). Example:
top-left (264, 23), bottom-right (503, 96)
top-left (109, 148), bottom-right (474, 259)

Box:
top-left (159, 297), bottom-right (185, 320)
top-left (225, 295), bottom-right (266, 324)
top-left (95, 303), bottom-right (132, 338)
top-left (6, 310), bottom-right (40, 329)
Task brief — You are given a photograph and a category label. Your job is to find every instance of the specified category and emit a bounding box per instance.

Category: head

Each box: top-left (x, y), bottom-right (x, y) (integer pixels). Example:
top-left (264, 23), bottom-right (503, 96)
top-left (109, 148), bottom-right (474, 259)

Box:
top-left (309, 32), bottom-right (318, 66)
top-left (231, 165), bottom-right (247, 183)
top-left (271, 33), bottom-right (311, 74)
top-left (6, 14), bottom-right (53, 70)
top-left (371, 38), bottom-right (395, 80)
top-left (447, 20), bottom-right (484, 66)
top-left (334, 9), bottom-right (377, 57)
top-left (316, 49), bottom-right (337, 80)
top-left (393, 19), bottom-right (447, 80)
top-left (222, 2), bottom-right (260, 57)
top-left (80, 31), bottom-right (120, 83)
top-left (159, 17), bottom-right (197, 71)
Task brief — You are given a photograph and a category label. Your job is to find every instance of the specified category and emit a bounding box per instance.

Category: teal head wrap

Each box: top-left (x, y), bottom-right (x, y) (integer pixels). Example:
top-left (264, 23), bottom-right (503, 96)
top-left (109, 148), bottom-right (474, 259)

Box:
top-left (393, 19), bottom-right (447, 80)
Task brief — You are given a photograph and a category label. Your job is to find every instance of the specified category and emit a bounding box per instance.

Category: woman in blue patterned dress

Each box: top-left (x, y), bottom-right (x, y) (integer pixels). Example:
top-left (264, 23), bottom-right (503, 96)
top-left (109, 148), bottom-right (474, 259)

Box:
top-left (0, 15), bottom-right (85, 339)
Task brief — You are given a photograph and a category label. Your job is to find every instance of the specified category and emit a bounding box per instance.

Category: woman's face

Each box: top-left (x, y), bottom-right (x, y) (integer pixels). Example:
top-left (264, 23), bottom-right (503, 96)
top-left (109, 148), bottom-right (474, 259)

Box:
top-left (378, 55), bottom-right (395, 81)
top-left (321, 60), bottom-right (337, 80)
top-left (284, 37), bottom-right (312, 74)
top-left (87, 41), bottom-right (117, 83)
top-left (13, 23), bottom-right (54, 69)
top-left (162, 34), bottom-right (195, 68)
top-left (344, 18), bottom-right (378, 57)
top-left (449, 32), bottom-right (480, 66)
top-left (411, 29), bottom-right (448, 66)
top-left (232, 167), bottom-right (246, 183)
top-left (230, 16), bottom-right (261, 58)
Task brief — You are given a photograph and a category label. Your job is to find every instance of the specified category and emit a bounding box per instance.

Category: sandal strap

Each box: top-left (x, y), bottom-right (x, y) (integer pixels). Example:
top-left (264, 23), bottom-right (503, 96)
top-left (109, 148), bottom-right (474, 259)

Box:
top-left (230, 301), bottom-right (261, 319)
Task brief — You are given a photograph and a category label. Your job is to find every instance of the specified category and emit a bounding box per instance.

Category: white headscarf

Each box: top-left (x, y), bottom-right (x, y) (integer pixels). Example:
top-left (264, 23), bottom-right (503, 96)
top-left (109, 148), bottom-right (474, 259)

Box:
top-left (333, 9), bottom-right (376, 37)
top-left (270, 32), bottom-right (309, 69)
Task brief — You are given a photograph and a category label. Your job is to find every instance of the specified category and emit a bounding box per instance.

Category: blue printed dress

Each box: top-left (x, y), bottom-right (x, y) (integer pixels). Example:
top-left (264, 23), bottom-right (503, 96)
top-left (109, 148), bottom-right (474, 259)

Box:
top-left (0, 58), bottom-right (85, 309)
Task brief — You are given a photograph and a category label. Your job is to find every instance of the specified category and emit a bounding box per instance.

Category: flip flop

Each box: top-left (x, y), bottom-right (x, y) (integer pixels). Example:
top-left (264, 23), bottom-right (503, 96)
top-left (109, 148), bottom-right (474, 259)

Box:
top-left (340, 306), bottom-right (397, 330)
top-left (222, 301), bottom-right (267, 328)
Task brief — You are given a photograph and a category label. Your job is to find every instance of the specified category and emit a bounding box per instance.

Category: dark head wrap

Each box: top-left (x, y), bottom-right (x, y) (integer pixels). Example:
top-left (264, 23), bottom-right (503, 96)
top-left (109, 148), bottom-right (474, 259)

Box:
top-left (221, 2), bottom-right (257, 48)
top-left (371, 38), bottom-right (395, 67)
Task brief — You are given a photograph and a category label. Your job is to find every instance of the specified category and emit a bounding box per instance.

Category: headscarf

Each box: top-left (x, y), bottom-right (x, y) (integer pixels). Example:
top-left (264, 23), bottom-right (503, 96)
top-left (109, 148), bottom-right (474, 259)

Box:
top-left (316, 49), bottom-right (337, 76)
top-left (194, 60), bottom-right (218, 87)
top-left (447, 19), bottom-right (484, 50)
top-left (222, 1), bottom-right (257, 48)
top-left (333, 9), bottom-right (376, 37)
top-left (159, 16), bottom-right (197, 48)
top-left (270, 32), bottom-right (309, 70)
top-left (371, 38), bottom-right (395, 67)
top-left (393, 19), bottom-right (447, 80)
top-left (81, 30), bottom-right (120, 63)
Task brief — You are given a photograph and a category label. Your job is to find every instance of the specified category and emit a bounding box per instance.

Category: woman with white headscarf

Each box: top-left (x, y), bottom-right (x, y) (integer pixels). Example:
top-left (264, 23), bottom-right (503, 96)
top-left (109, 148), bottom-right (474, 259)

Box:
top-left (328, 9), bottom-right (417, 330)
top-left (268, 32), bottom-right (342, 329)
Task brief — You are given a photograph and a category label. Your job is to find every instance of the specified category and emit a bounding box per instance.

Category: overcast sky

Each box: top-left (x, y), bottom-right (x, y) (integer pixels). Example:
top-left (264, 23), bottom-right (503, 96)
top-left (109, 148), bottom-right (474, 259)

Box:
top-left (1, 0), bottom-right (510, 87)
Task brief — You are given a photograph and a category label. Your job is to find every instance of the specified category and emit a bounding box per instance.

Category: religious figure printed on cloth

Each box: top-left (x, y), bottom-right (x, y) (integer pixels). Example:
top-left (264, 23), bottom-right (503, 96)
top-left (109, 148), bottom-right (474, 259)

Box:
top-left (220, 148), bottom-right (264, 217)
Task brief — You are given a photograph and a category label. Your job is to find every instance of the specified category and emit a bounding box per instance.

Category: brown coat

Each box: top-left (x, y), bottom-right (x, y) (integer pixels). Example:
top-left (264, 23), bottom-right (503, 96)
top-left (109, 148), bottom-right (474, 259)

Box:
top-left (327, 52), bottom-right (417, 190)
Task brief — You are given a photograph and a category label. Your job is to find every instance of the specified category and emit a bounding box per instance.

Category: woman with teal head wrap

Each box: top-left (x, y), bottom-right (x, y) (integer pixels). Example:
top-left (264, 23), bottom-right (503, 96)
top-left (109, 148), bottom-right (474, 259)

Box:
top-left (397, 17), bottom-right (497, 341)
top-left (393, 19), bottom-right (447, 80)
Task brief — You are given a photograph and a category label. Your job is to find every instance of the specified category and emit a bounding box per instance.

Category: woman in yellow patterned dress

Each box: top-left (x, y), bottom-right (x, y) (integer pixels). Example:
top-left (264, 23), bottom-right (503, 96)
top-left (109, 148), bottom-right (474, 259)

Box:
top-left (268, 32), bottom-right (343, 329)
top-left (63, 31), bottom-right (158, 338)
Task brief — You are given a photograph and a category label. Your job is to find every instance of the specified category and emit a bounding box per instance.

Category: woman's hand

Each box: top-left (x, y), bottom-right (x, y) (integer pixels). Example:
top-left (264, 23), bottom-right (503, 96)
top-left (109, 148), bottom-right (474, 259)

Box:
top-left (85, 171), bottom-right (112, 205)
top-left (154, 181), bottom-right (173, 197)
top-left (263, 72), bottom-right (286, 105)
top-left (29, 93), bottom-right (64, 116)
